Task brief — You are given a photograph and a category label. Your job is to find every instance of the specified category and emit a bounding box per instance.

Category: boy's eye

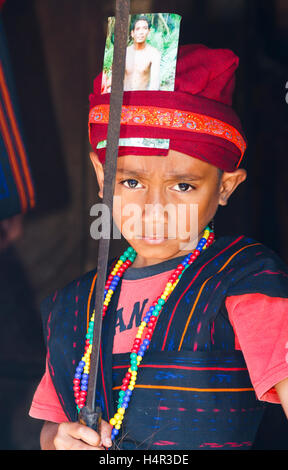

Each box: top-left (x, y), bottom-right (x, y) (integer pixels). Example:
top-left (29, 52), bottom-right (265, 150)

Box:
top-left (122, 179), bottom-right (143, 189)
top-left (172, 183), bottom-right (195, 192)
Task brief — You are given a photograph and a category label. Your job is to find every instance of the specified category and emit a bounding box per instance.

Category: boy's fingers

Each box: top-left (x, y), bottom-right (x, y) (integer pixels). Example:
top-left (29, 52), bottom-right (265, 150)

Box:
top-left (100, 420), bottom-right (113, 448)
top-left (59, 422), bottom-right (102, 447)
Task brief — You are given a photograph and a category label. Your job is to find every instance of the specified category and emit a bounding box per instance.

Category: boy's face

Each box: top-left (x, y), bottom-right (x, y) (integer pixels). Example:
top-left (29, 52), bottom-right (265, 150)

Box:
top-left (91, 150), bottom-right (246, 266)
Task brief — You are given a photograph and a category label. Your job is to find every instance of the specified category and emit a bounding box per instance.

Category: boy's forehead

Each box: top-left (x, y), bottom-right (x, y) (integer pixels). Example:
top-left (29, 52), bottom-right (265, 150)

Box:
top-left (115, 151), bottom-right (217, 177)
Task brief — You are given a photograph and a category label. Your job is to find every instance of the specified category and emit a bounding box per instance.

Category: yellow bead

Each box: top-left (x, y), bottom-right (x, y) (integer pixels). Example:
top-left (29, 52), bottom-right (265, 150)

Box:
top-left (128, 385), bottom-right (134, 391)
top-left (136, 334), bottom-right (142, 339)
top-left (117, 408), bottom-right (125, 415)
top-left (140, 321), bottom-right (146, 327)
top-left (115, 424), bottom-right (121, 430)
top-left (108, 289), bottom-right (114, 295)
top-left (110, 418), bottom-right (117, 426)
top-left (118, 260), bottom-right (123, 265)
top-left (115, 413), bottom-right (121, 421)
top-left (137, 356), bottom-right (142, 362)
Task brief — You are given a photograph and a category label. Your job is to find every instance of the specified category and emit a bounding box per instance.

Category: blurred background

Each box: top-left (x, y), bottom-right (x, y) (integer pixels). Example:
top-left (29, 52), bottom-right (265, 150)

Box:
top-left (0, 0), bottom-right (287, 450)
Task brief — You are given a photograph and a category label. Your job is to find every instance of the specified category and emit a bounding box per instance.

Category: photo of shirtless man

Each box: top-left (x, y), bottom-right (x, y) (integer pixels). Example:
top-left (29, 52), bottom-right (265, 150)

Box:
top-left (124, 16), bottom-right (161, 91)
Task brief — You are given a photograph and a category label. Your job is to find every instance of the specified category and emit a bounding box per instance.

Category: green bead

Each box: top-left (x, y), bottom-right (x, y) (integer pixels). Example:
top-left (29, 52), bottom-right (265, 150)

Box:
top-left (119, 390), bottom-right (125, 397)
top-left (158, 299), bottom-right (165, 306)
top-left (153, 311), bottom-right (160, 317)
top-left (131, 365), bottom-right (138, 371)
top-left (154, 304), bottom-right (161, 312)
top-left (85, 333), bottom-right (91, 339)
top-left (130, 353), bottom-right (137, 360)
top-left (127, 247), bottom-right (134, 253)
top-left (120, 255), bottom-right (126, 261)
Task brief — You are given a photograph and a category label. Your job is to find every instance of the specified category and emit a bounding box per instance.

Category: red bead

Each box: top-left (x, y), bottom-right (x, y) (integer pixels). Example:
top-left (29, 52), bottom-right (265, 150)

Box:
top-left (80, 391), bottom-right (87, 397)
top-left (121, 384), bottom-right (128, 391)
top-left (145, 333), bottom-right (152, 340)
top-left (122, 378), bottom-right (129, 385)
top-left (125, 372), bottom-right (132, 379)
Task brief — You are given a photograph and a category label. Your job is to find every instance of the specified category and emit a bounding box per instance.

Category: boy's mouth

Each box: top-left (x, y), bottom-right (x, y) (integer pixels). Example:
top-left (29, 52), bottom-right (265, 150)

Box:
top-left (135, 235), bottom-right (172, 245)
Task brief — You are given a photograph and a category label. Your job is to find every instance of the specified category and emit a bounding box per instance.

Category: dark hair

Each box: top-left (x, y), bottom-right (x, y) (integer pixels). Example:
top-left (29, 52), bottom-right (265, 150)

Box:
top-left (130, 15), bottom-right (151, 32)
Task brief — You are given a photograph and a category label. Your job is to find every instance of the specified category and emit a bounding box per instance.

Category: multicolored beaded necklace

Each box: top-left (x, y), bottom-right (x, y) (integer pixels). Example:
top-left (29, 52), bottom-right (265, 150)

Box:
top-left (73, 225), bottom-right (215, 441)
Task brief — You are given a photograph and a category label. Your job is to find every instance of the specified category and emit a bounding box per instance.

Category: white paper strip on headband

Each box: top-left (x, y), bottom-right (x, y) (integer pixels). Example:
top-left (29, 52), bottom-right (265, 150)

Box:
top-left (97, 137), bottom-right (170, 150)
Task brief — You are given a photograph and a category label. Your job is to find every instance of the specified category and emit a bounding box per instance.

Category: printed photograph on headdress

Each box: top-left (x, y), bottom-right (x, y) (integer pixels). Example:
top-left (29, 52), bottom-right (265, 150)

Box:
top-left (101, 13), bottom-right (181, 94)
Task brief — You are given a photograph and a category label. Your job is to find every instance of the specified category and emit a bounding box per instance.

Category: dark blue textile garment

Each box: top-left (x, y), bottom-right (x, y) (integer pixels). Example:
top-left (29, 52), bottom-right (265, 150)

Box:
top-left (40, 235), bottom-right (288, 450)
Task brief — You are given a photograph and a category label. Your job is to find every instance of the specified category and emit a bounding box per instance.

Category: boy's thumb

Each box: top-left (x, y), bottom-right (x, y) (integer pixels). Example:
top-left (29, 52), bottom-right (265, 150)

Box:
top-left (100, 420), bottom-right (113, 448)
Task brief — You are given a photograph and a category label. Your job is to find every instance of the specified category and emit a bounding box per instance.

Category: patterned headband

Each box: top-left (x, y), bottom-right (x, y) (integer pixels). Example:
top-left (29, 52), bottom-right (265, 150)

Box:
top-left (89, 104), bottom-right (247, 167)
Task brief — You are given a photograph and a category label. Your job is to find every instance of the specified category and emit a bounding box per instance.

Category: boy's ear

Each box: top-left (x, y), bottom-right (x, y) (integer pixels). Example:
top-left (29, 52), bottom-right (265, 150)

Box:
top-left (218, 168), bottom-right (247, 206)
top-left (89, 151), bottom-right (104, 198)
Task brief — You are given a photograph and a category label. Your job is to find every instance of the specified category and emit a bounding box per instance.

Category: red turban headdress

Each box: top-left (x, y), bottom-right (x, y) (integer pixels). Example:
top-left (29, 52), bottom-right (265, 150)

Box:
top-left (89, 44), bottom-right (247, 172)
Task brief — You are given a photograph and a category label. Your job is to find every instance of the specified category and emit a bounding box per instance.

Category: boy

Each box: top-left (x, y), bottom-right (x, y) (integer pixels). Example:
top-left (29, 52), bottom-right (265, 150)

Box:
top-left (30, 44), bottom-right (288, 450)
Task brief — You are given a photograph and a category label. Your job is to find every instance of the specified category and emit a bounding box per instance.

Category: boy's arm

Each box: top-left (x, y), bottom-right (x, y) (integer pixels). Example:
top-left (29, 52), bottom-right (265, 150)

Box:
top-left (40, 420), bottom-right (112, 450)
top-left (275, 378), bottom-right (288, 419)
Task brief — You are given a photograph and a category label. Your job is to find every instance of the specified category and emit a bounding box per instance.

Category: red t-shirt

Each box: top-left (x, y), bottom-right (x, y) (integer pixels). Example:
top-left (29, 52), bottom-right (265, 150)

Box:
top-left (29, 259), bottom-right (288, 423)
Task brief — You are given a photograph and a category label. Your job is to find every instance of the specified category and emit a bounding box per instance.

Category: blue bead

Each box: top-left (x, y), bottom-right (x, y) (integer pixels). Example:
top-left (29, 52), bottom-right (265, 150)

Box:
top-left (143, 339), bottom-right (150, 346)
top-left (126, 390), bottom-right (132, 396)
top-left (143, 316), bottom-right (150, 323)
top-left (81, 385), bottom-right (88, 391)
top-left (114, 275), bottom-right (120, 281)
top-left (74, 373), bottom-right (81, 379)
top-left (123, 396), bottom-right (130, 403)
top-left (122, 402), bottom-right (128, 409)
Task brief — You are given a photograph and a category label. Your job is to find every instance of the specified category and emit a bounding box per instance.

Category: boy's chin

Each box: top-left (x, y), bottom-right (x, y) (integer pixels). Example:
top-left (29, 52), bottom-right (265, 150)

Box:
top-left (127, 238), bottom-right (190, 261)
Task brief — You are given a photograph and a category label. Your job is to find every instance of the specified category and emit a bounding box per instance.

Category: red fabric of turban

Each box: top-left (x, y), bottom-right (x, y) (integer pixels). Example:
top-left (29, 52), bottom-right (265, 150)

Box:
top-left (89, 44), bottom-right (247, 172)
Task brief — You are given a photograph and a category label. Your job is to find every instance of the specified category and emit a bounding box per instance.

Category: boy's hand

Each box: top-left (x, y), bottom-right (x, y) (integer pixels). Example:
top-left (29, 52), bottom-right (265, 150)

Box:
top-left (41, 419), bottom-right (112, 450)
